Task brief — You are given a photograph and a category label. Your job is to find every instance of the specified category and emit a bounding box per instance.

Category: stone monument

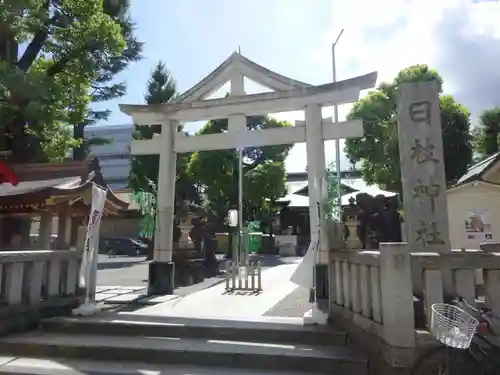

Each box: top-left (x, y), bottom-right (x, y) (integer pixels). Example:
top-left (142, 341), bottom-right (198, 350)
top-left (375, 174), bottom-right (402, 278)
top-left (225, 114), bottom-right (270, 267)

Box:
top-left (397, 81), bottom-right (450, 254)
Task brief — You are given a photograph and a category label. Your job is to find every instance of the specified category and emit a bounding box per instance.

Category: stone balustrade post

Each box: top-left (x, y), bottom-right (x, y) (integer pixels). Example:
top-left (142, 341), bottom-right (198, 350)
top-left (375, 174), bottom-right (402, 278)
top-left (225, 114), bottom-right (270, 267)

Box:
top-left (379, 242), bottom-right (415, 350)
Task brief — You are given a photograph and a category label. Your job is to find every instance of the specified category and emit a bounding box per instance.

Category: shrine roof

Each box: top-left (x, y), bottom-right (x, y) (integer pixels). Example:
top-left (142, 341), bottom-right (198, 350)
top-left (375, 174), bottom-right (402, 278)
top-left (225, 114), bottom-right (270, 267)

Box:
top-left (454, 151), bottom-right (500, 187)
top-left (276, 193), bottom-right (310, 208)
top-left (278, 176), bottom-right (396, 208)
top-left (277, 190), bottom-right (396, 208)
top-left (0, 160), bottom-right (129, 213)
top-left (0, 176), bottom-right (81, 197)
top-left (285, 181), bottom-right (308, 195)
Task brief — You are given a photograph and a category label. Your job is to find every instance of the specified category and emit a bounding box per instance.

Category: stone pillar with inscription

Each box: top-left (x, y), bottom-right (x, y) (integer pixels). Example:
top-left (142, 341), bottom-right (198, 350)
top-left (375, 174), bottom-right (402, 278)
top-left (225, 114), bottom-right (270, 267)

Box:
top-left (397, 81), bottom-right (450, 254)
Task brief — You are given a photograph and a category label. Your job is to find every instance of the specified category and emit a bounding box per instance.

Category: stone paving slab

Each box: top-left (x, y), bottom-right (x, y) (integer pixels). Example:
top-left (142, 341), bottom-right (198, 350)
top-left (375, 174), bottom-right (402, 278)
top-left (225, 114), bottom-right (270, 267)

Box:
top-left (264, 287), bottom-right (311, 318)
top-left (103, 293), bottom-right (145, 304)
top-left (102, 287), bottom-right (145, 294)
top-left (95, 293), bottom-right (119, 302)
top-left (97, 286), bottom-right (124, 290)
top-left (137, 294), bottom-right (179, 305)
top-left (0, 356), bottom-right (15, 366)
top-left (117, 286), bottom-right (145, 291)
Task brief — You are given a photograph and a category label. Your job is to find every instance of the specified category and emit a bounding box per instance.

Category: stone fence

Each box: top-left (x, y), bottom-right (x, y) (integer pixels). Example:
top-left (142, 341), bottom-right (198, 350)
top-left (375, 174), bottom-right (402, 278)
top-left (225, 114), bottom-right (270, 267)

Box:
top-left (0, 250), bottom-right (82, 334)
top-left (328, 243), bottom-right (500, 369)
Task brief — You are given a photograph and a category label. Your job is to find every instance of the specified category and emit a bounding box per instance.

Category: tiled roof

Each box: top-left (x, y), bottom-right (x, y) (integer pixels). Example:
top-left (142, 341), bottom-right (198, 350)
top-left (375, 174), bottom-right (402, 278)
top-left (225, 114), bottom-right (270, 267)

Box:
top-left (0, 177), bottom-right (81, 197)
top-left (455, 151), bottom-right (500, 186)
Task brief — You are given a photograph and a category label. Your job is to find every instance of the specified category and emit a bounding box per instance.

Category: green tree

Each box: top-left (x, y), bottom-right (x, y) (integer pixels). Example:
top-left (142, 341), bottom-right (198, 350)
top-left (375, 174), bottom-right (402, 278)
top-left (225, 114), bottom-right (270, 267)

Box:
top-left (129, 61), bottom-right (201, 241)
top-left (0, 0), bottom-right (126, 162)
top-left (129, 61), bottom-right (178, 196)
top-left (72, 0), bottom-right (143, 161)
top-left (323, 162), bottom-right (341, 222)
top-left (187, 116), bottom-right (292, 228)
top-left (345, 64), bottom-right (472, 192)
top-left (472, 107), bottom-right (500, 159)
top-left (245, 161), bottom-right (287, 206)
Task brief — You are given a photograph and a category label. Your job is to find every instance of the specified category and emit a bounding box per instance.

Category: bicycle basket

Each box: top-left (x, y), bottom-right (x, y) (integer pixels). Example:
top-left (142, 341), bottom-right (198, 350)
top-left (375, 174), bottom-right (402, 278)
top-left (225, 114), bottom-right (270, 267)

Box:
top-left (430, 303), bottom-right (479, 349)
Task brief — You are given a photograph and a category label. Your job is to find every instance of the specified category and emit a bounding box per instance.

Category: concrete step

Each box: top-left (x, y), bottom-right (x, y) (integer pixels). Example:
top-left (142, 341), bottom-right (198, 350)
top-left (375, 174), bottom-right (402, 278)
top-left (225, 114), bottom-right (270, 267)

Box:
top-left (0, 332), bottom-right (368, 375)
top-left (41, 314), bottom-right (348, 346)
top-left (0, 356), bottom-right (348, 375)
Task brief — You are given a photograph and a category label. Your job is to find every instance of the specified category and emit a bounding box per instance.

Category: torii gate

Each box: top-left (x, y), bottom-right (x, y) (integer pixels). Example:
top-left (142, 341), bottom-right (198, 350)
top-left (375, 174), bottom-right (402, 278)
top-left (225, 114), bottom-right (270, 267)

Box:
top-left (120, 52), bottom-right (377, 294)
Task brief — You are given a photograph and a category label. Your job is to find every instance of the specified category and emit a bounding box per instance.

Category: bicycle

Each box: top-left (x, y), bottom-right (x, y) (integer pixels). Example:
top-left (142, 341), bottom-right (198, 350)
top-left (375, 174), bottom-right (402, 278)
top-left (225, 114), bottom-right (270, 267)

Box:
top-left (411, 296), bottom-right (500, 374)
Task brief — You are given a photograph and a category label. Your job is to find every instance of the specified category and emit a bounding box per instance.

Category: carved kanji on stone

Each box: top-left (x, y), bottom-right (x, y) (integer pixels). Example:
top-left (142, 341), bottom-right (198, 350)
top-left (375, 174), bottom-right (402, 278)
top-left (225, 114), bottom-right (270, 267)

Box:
top-left (415, 221), bottom-right (445, 246)
top-left (409, 101), bottom-right (431, 125)
top-left (410, 139), bottom-right (439, 164)
top-left (413, 179), bottom-right (441, 212)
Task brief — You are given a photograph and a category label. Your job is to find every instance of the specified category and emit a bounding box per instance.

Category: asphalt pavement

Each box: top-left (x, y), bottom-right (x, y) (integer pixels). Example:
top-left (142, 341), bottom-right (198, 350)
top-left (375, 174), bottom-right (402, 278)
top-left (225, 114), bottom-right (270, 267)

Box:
top-left (96, 254), bottom-right (149, 287)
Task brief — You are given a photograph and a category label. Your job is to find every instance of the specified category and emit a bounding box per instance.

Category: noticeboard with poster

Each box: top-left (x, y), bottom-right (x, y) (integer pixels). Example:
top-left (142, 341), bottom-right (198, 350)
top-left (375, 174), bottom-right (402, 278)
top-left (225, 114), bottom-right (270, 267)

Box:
top-left (464, 208), bottom-right (493, 241)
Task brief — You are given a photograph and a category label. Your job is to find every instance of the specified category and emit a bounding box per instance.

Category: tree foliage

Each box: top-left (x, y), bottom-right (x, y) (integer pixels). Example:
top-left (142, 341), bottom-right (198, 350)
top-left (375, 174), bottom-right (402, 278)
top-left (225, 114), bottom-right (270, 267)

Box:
top-left (323, 162), bottom-right (341, 222)
top-left (345, 64), bottom-right (472, 192)
top-left (187, 116), bottom-right (292, 226)
top-left (129, 61), bottom-right (201, 217)
top-left (73, 0), bottom-right (143, 160)
top-left (129, 61), bottom-right (177, 194)
top-left (472, 107), bottom-right (500, 159)
top-left (0, 0), bottom-right (127, 162)
top-left (130, 181), bottom-right (157, 238)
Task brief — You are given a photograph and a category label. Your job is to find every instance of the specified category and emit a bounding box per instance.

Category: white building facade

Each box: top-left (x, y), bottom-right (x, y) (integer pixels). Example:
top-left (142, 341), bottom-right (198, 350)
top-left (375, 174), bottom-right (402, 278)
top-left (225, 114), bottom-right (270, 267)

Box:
top-left (84, 123), bottom-right (133, 190)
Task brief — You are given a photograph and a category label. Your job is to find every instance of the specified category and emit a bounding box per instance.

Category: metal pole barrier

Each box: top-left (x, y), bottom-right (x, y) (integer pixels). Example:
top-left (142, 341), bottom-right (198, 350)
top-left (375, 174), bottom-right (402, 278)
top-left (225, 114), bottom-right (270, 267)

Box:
top-left (243, 229), bottom-right (248, 265)
top-left (257, 261), bottom-right (262, 291)
top-left (250, 261), bottom-right (255, 290)
top-left (238, 264), bottom-right (243, 289)
top-left (244, 263), bottom-right (249, 290)
top-left (231, 260), bottom-right (237, 291)
top-left (238, 148), bottom-right (244, 263)
top-left (225, 261), bottom-right (230, 290)
top-left (233, 231), bottom-right (239, 267)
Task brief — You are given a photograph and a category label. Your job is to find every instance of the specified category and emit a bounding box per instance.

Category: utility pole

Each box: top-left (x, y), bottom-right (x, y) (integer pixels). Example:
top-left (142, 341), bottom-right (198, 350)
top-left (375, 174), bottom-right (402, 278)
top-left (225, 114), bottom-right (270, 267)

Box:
top-left (332, 29), bottom-right (344, 221)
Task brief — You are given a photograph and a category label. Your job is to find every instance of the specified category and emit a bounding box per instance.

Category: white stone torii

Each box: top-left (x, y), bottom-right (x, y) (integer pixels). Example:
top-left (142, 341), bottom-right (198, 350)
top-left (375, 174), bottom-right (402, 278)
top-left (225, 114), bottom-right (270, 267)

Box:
top-left (120, 52), bottom-right (377, 288)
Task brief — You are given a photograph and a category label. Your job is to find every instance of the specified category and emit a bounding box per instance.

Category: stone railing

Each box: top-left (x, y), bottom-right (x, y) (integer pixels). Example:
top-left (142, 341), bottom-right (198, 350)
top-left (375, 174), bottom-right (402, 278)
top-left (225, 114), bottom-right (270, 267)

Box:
top-left (329, 247), bottom-right (397, 349)
top-left (0, 250), bottom-right (82, 333)
top-left (329, 243), bottom-right (500, 368)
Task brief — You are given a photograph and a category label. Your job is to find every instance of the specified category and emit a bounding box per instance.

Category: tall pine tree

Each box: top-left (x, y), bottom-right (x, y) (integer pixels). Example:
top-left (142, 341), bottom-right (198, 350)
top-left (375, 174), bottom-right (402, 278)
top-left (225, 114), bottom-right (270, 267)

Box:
top-left (129, 62), bottom-right (201, 257)
top-left (129, 61), bottom-right (177, 194)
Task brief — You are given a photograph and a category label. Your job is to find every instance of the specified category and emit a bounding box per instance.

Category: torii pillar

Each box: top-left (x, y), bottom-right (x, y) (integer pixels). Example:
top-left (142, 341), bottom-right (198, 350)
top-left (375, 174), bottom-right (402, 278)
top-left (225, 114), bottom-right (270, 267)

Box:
top-left (148, 119), bottom-right (178, 295)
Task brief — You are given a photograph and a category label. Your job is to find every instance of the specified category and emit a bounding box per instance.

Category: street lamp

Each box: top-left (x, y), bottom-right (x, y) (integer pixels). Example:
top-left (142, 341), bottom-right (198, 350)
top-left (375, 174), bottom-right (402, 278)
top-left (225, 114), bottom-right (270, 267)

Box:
top-left (228, 209), bottom-right (238, 228)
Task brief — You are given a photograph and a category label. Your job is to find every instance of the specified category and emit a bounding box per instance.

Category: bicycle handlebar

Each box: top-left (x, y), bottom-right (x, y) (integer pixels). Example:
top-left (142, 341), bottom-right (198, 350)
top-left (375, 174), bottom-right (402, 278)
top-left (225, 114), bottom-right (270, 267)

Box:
top-left (453, 295), bottom-right (500, 333)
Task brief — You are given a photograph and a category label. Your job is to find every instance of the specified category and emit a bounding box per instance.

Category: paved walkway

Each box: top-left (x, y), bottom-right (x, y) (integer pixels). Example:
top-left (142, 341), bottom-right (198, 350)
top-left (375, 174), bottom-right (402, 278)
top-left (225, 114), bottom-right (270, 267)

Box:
top-left (264, 286), bottom-right (312, 318)
top-left (124, 258), bottom-right (303, 320)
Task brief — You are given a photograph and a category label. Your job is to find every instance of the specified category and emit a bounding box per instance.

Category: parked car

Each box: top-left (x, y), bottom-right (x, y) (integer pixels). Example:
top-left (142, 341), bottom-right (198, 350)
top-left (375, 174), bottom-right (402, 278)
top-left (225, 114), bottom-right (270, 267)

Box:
top-left (100, 237), bottom-right (148, 257)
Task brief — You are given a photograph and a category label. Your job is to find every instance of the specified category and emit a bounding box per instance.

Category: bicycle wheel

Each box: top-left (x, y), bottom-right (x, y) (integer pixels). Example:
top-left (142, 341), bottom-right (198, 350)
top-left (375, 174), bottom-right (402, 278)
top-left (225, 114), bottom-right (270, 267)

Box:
top-left (411, 345), bottom-right (480, 375)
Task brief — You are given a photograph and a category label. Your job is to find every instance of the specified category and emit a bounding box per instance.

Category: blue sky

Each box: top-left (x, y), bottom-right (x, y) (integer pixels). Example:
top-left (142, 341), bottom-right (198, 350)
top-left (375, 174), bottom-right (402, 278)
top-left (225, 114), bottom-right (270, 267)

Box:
top-left (96, 0), bottom-right (500, 172)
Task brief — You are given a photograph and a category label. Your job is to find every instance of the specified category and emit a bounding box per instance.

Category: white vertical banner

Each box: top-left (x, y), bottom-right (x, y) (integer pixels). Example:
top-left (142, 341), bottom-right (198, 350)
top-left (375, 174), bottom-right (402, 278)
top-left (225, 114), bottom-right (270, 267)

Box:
top-left (78, 183), bottom-right (107, 305)
top-left (290, 177), bottom-right (322, 290)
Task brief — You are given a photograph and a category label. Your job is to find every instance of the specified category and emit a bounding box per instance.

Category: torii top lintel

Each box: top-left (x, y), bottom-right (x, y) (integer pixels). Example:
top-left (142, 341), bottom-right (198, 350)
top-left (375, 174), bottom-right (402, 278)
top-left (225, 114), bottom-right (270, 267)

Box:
top-left (173, 52), bottom-right (313, 103)
top-left (119, 52), bottom-right (378, 124)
